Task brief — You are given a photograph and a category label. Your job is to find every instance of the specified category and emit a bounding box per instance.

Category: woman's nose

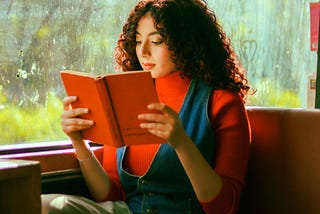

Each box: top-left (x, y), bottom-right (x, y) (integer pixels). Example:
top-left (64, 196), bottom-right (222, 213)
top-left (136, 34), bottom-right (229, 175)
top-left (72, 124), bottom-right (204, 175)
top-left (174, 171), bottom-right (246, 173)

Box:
top-left (139, 42), bottom-right (150, 57)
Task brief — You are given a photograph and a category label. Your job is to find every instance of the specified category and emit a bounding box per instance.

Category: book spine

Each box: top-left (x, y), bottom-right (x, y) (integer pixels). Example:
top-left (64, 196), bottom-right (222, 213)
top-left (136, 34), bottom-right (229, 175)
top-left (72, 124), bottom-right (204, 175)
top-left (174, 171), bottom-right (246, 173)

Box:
top-left (95, 77), bottom-right (123, 147)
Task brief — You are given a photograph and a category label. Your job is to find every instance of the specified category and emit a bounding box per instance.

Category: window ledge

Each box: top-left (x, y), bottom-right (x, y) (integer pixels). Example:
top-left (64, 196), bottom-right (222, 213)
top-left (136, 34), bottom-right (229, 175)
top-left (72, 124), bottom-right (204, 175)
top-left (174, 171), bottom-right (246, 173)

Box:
top-left (0, 140), bottom-right (103, 172)
top-left (0, 140), bottom-right (73, 156)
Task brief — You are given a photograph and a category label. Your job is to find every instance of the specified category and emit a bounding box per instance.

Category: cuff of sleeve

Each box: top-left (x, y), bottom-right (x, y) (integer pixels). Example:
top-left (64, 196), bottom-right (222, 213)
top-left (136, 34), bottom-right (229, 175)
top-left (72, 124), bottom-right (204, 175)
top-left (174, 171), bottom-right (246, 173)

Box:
top-left (103, 176), bottom-right (125, 202)
top-left (200, 179), bottom-right (238, 214)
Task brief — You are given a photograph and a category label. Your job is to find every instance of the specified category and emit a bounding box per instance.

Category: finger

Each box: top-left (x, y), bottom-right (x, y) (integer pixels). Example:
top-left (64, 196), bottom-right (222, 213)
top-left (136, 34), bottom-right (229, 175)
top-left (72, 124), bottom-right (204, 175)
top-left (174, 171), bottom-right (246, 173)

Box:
top-left (63, 96), bottom-right (77, 110)
top-left (61, 118), bottom-right (94, 135)
top-left (147, 103), bottom-right (177, 116)
top-left (138, 113), bottom-right (166, 123)
top-left (62, 124), bottom-right (90, 134)
top-left (147, 129), bottom-right (169, 139)
top-left (62, 108), bottom-right (90, 119)
top-left (139, 121), bottom-right (168, 131)
top-left (61, 118), bottom-right (94, 127)
top-left (62, 125), bottom-right (92, 134)
top-left (147, 103), bottom-right (166, 111)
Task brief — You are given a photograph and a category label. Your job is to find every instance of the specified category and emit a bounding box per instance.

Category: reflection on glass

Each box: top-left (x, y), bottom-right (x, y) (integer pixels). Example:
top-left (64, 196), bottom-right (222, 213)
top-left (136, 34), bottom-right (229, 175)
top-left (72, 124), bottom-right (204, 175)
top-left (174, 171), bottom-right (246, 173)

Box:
top-left (0, 0), bottom-right (318, 145)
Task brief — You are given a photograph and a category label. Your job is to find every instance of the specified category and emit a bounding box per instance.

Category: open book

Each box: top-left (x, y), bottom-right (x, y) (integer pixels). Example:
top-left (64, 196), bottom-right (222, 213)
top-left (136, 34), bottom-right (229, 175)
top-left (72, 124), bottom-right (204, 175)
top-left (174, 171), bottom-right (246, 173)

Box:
top-left (60, 70), bottom-right (165, 147)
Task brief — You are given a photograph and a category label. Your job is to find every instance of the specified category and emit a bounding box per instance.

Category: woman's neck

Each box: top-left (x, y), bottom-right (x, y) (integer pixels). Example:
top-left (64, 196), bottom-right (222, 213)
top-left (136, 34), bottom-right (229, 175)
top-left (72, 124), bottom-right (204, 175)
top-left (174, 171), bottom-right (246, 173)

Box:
top-left (155, 71), bottom-right (191, 112)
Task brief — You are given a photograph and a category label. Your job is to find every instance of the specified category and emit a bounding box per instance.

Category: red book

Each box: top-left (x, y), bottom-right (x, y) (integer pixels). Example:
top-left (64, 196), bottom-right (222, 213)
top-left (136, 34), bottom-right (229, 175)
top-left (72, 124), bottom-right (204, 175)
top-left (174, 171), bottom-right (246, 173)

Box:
top-left (60, 70), bottom-right (165, 147)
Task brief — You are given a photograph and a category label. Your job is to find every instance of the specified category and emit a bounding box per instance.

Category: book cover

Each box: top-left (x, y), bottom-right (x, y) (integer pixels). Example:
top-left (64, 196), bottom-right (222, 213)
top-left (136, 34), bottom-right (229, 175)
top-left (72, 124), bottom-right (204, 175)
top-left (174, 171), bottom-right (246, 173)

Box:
top-left (60, 70), bottom-right (165, 147)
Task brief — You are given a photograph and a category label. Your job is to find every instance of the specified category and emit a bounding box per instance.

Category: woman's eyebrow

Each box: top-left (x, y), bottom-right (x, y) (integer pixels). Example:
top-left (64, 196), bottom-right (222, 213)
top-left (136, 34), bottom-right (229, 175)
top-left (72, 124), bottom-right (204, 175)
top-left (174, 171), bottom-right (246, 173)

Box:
top-left (135, 31), bottom-right (160, 36)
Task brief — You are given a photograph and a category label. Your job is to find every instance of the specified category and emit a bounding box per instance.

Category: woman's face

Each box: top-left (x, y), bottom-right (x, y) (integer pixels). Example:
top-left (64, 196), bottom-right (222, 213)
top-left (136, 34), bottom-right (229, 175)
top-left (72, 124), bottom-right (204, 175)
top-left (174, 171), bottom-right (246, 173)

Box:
top-left (135, 13), bottom-right (177, 78)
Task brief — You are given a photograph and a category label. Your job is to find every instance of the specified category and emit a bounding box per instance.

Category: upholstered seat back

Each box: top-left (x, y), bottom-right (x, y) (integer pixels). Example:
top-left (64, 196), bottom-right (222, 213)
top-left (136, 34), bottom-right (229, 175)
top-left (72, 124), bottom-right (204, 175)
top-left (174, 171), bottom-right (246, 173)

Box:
top-left (239, 107), bottom-right (320, 214)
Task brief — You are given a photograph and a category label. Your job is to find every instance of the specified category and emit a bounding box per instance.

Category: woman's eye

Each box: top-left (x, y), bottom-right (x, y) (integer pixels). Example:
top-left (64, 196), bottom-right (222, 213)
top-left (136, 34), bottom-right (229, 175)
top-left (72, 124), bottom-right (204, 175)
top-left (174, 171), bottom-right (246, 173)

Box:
top-left (152, 40), bottom-right (163, 45)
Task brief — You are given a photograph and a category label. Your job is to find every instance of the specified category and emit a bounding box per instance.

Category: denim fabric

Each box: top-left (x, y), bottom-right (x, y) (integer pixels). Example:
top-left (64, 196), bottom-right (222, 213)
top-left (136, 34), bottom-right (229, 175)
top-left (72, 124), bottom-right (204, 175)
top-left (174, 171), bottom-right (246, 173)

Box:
top-left (117, 79), bottom-right (216, 214)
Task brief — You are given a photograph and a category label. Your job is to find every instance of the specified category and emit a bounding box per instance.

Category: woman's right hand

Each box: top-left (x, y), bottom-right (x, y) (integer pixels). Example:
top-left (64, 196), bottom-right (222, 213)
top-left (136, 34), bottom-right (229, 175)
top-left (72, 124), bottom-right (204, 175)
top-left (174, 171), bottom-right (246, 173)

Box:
top-left (61, 96), bottom-right (94, 142)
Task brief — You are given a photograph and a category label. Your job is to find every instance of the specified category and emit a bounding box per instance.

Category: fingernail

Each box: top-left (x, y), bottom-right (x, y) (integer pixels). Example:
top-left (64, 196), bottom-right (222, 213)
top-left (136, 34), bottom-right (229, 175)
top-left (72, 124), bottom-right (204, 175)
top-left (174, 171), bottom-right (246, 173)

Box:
top-left (139, 123), bottom-right (145, 128)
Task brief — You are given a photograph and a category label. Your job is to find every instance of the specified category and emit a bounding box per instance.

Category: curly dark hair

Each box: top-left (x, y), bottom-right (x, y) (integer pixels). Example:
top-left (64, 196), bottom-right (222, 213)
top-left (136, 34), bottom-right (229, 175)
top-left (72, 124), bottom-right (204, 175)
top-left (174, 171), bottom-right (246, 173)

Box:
top-left (115, 0), bottom-right (251, 99)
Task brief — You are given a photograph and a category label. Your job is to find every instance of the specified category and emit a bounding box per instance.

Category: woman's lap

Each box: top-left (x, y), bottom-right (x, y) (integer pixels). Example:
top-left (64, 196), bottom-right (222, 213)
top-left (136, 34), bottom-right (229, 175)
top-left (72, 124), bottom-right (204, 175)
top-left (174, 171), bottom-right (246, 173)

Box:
top-left (41, 194), bottom-right (131, 214)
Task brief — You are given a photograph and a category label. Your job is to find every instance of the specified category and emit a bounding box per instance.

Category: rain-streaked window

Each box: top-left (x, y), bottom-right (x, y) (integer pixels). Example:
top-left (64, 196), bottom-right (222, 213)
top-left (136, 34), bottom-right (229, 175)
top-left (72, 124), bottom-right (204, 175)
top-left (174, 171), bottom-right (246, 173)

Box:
top-left (0, 0), bottom-right (318, 145)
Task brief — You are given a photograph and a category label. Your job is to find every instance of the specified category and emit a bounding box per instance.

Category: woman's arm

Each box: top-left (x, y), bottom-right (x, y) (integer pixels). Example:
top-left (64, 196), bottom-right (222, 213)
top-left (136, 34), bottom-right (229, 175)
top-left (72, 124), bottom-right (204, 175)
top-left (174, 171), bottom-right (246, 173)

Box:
top-left (200, 90), bottom-right (251, 213)
top-left (61, 96), bottom-right (111, 202)
top-left (138, 103), bottom-right (223, 201)
top-left (138, 90), bottom-right (250, 213)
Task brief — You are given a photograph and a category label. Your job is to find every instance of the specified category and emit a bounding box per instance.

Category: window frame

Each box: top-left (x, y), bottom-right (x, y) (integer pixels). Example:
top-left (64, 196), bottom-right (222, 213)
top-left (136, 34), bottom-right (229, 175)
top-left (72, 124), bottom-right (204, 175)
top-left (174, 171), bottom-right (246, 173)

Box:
top-left (0, 0), bottom-right (319, 152)
top-left (315, 23), bottom-right (320, 109)
top-left (0, 140), bottom-right (73, 156)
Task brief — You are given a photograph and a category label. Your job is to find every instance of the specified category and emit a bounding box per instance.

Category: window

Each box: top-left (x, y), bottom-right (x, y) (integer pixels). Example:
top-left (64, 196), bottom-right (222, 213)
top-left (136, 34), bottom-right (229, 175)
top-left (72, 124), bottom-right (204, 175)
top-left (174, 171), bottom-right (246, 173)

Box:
top-left (211, 0), bottom-right (319, 108)
top-left (0, 0), bottom-right (318, 146)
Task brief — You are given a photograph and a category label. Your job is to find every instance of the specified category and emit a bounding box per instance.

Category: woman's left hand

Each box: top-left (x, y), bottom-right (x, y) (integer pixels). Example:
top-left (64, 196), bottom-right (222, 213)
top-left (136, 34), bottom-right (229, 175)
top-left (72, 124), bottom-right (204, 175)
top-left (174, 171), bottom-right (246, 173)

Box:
top-left (138, 103), bottom-right (188, 148)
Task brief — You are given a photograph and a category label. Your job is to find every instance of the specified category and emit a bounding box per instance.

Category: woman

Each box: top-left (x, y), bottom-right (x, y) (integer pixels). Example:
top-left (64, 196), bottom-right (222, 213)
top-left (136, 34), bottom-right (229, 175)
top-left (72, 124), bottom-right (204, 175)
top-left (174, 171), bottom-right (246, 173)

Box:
top-left (42, 0), bottom-right (251, 213)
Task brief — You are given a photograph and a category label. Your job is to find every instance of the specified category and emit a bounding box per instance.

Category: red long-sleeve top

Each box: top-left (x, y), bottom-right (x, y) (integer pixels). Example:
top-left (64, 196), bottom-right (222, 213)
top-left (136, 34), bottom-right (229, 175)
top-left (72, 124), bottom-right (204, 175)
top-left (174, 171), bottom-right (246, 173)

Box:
top-left (102, 72), bottom-right (251, 214)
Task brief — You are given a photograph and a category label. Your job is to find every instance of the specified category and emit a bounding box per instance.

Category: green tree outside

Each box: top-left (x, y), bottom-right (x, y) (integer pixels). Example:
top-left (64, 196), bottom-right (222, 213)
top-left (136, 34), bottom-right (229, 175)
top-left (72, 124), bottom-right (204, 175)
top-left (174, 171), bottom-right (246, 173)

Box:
top-left (0, 0), bottom-right (318, 144)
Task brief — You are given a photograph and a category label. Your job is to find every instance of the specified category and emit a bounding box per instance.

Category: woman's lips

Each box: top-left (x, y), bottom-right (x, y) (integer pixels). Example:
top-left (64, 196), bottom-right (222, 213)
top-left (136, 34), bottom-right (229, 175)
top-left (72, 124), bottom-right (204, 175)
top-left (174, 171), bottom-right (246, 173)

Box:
top-left (142, 63), bottom-right (155, 70)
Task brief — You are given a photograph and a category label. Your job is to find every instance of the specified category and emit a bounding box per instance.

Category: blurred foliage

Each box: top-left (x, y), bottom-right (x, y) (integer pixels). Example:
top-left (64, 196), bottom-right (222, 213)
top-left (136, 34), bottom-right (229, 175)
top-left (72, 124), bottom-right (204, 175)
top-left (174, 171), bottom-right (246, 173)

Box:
top-left (210, 0), bottom-right (318, 108)
top-left (0, 0), bottom-right (318, 144)
top-left (0, 92), bottom-right (66, 145)
top-left (0, 0), bottom-right (137, 144)
top-left (246, 79), bottom-right (301, 108)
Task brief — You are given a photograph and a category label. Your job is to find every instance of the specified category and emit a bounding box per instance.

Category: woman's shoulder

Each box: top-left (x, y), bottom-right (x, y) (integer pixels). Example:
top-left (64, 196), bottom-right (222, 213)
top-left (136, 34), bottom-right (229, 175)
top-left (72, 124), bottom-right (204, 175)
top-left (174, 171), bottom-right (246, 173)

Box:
top-left (209, 89), bottom-right (249, 129)
top-left (211, 89), bottom-right (244, 105)
top-left (209, 89), bottom-right (247, 118)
